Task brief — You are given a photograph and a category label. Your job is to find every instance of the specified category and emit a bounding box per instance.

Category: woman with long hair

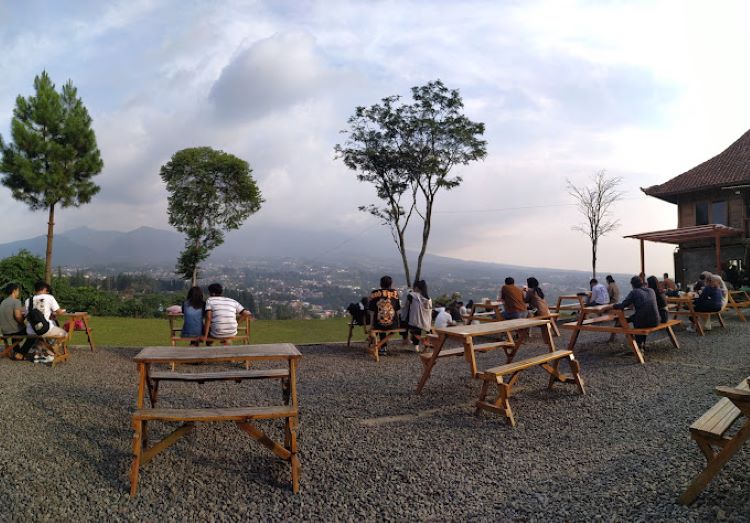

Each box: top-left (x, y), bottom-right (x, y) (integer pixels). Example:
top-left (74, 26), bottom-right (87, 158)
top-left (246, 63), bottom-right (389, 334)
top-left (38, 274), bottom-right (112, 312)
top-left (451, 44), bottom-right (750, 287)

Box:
top-left (524, 277), bottom-right (549, 316)
top-left (407, 279), bottom-right (433, 351)
top-left (646, 275), bottom-right (668, 323)
top-left (182, 286), bottom-right (206, 345)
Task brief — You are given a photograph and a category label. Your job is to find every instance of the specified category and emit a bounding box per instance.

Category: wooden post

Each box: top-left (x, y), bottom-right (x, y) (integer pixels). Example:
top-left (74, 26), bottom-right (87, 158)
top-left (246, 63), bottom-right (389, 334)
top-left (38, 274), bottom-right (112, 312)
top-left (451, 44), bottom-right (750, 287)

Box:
top-left (639, 239), bottom-right (645, 280)
top-left (715, 234), bottom-right (722, 274)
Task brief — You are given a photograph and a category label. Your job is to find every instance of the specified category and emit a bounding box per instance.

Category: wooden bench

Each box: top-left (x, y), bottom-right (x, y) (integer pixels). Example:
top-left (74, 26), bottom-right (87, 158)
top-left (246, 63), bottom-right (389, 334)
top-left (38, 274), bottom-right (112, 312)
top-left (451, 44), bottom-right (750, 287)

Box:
top-left (562, 306), bottom-right (681, 364)
top-left (167, 313), bottom-right (251, 346)
top-left (130, 405), bottom-right (300, 495)
top-left (366, 328), bottom-right (407, 362)
top-left (727, 290), bottom-right (750, 322)
top-left (475, 350), bottom-right (585, 426)
top-left (1, 333), bottom-right (69, 365)
top-left (679, 377), bottom-right (750, 505)
top-left (667, 296), bottom-right (727, 336)
top-left (147, 369), bottom-right (290, 406)
top-left (550, 294), bottom-right (585, 313)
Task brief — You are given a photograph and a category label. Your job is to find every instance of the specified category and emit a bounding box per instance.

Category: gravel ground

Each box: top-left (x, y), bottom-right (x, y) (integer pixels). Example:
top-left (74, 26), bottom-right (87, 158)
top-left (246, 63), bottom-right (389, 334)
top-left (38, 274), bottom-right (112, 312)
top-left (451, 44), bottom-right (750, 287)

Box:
top-left (1, 319), bottom-right (749, 522)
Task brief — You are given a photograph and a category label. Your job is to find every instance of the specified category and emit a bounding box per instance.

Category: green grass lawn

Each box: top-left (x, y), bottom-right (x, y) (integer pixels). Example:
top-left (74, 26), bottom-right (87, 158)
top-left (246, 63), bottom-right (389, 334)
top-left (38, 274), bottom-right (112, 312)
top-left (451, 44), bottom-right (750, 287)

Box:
top-left (69, 316), bottom-right (365, 348)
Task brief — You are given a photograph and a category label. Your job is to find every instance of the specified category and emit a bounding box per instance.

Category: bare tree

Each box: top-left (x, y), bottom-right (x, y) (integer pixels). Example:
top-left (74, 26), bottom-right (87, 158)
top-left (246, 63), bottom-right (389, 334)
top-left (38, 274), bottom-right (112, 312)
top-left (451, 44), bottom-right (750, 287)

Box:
top-left (566, 170), bottom-right (623, 279)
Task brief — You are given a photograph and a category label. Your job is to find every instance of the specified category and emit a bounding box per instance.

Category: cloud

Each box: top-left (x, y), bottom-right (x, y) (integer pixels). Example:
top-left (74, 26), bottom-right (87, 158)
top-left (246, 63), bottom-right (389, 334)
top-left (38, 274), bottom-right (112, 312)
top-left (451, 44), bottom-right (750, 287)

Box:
top-left (209, 31), bottom-right (337, 121)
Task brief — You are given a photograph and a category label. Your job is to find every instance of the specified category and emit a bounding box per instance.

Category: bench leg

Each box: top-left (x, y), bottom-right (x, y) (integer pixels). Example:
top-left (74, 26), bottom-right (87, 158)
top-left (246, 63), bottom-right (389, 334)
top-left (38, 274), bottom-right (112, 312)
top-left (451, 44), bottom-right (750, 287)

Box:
top-left (666, 326), bottom-right (680, 349)
top-left (415, 334), bottom-right (446, 394)
top-left (346, 323), bottom-right (354, 347)
top-left (679, 421), bottom-right (750, 505)
top-left (717, 313), bottom-right (725, 329)
top-left (624, 334), bottom-right (645, 364)
top-left (475, 378), bottom-right (516, 427)
top-left (130, 419), bottom-right (144, 496)
top-left (474, 380), bottom-right (491, 416)
top-left (282, 378), bottom-right (291, 405)
top-left (284, 416), bottom-right (300, 493)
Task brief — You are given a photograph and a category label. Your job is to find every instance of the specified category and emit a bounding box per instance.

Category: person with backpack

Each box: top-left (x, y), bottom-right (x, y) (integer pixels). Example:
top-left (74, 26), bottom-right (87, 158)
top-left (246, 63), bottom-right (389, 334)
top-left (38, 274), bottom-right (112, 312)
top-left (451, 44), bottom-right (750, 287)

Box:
top-left (25, 280), bottom-right (67, 363)
top-left (368, 275), bottom-right (401, 355)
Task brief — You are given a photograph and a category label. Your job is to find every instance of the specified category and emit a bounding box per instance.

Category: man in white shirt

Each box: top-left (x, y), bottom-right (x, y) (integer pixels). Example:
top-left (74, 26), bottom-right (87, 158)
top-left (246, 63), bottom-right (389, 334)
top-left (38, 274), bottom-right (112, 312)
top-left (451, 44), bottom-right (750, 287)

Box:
top-left (586, 278), bottom-right (609, 306)
top-left (25, 281), bottom-right (67, 362)
top-left (202, 283), bottom-right (251, 342)
top-left (434, 307), bottom-right (455, 329)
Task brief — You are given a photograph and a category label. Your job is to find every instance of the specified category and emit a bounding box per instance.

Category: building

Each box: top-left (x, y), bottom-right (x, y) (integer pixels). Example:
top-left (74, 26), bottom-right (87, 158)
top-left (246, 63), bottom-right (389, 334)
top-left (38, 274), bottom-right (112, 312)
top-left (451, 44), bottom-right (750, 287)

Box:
top-left (637, 129), bottom-right (750, 288)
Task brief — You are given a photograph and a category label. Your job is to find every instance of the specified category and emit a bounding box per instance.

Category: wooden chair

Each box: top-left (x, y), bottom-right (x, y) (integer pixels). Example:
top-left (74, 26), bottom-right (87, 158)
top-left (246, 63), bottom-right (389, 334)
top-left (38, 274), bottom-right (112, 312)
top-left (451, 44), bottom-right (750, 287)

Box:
top-left (727, 290), bottom-right (750, 322)
top-left (679, 377), bottom-right (750, 505)
top-left (475, 350), bottom-right (585, 426)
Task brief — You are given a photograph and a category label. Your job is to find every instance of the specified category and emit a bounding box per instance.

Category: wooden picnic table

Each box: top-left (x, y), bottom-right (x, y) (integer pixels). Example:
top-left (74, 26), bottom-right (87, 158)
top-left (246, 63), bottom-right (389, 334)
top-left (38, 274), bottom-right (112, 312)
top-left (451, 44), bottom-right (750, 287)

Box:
top-left (129, 344), bottom-right (301, 495)
top-left (462, 301), bottom-right (503, 323)
top-left (551, 294), bottom-right (586, 313)
top-left (59, 311), bottom-right (95, 352)
top-left (727, 290), bottom-right (750, 322)
top-left (415, 317), bottom-right (556, 393)
top-left (667, 295), bottom-right (726, 336)
top-left (562, 304), bottom-right (680, 364)
top-left (1, 311), bottom-right (94, 364)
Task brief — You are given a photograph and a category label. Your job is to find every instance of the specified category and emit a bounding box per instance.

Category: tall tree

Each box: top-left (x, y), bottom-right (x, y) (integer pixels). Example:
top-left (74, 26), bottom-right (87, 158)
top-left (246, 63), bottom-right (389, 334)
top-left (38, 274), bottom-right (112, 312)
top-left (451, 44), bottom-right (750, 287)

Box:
top-left (160, 147), bottom-right (263, 285)
top-left (0, 71), bottom-right (103, 283)
top-left (566, 170), bottom-right (623, 279)
top-left (336, 80), bottom-right (486, 286)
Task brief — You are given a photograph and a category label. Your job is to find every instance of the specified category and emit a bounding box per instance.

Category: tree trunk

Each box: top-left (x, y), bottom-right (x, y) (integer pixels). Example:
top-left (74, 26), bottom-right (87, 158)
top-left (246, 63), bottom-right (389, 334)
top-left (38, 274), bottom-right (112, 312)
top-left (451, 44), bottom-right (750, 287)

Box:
top-left (591, 239), bottom-right (597, 280)
top-left (191, 267), bottom-right (197, 287)
top-left (45, 203), bottom-right (55, 284)
top-left (414, 200), bottom-right (433, 284)
top-left (397, 230), bottom-right (411, 288)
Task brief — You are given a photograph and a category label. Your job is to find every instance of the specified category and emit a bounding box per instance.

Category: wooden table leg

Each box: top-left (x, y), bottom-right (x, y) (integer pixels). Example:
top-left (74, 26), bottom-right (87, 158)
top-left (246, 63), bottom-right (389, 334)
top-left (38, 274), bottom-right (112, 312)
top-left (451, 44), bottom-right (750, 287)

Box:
top-left (82, 315), bottom-right (95, 351)
top-left (540, 323), bottom-right (556, 353)
top-left (415, 333), bottom-right (446, 394)
top-left (566, 311), bottom-right (587, 351)
top-left (464, 336), bottom-right (478, 377)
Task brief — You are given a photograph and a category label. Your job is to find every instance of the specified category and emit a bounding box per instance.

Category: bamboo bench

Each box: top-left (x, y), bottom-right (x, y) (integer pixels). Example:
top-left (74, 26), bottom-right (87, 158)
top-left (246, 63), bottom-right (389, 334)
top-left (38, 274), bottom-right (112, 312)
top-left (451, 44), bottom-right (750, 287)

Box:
top-left (130, 405), bottom-right (300, 495)
top-left (562, 306), bottom-right (681, 364)
top-left (1, 333), bottom-right (70, 365)
top-left (727, 291), bottom-right (750, 322)
top-left (679, 377), bottom-right (750, 505)
top-left (475, 349), bottom-right (585, 426)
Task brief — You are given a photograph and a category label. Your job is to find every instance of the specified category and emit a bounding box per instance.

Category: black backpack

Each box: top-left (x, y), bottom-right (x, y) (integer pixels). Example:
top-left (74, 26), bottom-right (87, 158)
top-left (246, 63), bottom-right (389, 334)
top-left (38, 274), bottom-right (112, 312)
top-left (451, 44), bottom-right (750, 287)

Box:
top-left (26, 298), bottom-right (50, 335)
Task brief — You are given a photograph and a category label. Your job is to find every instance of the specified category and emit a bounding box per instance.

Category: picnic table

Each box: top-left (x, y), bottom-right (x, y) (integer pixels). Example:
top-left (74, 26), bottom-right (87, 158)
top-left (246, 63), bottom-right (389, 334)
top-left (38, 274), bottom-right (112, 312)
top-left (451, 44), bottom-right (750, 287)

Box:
top-left (129, 344), bottom-right (301, 495)
top-left (462, 301), bottom-right (503, 323)
top-left (1, 311), bottom-right (94, 364)
top-left (667, 295), bottom-right (726, 336)
top-left (415, 317), bottom-right (557, 393)
top-left (60, 311), bottom-right (95, 351)
top-left (726, 290), bottom-right (750, 322)
top-left (562, 304), bottom-right (680, 364)
top-left (550, 294), bottom-right (586, 313)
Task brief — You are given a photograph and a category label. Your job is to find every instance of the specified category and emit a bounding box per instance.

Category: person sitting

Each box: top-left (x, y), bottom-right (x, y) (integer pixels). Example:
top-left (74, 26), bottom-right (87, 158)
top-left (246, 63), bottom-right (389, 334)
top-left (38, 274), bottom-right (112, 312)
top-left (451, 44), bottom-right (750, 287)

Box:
top-left (0, 283), bottom-right (34, 361)
top-left (202, 283), bottom-right (251, 344)
top-left (25, 280), bottom-right (67, 363)
top-left (524, 277), bottom-right (549, 316)
top-left (586, 278), bottom-right (609, 306)
top-left (458, 301), bottom-right (468, 318)
top-left (693, 272), bottom-right (708, 293)
top-left (447, 301), bottom-right (463, 323)
top-left (646, 275), bottom-right (669, 323)
top-left (406, 280), bottom-right (432, 350)
top-left (499, 277), bottom-right (527, 320)
top-left (612, 276), bottom-right (659, 349)
top-left (662, 272), bottom-right (678, 296)
top-left (346, 297), bottom-right (368, 326)
top-left (181, 286), bottom-right (205, 346)
top-left (368, 275), bottom-right (401, 355)
top-left (685, 274), bottom-right (723, 333)
top-left (605, 275), bottom-right (620, 304)
top-left (434, 306), bottom-right (455, 328)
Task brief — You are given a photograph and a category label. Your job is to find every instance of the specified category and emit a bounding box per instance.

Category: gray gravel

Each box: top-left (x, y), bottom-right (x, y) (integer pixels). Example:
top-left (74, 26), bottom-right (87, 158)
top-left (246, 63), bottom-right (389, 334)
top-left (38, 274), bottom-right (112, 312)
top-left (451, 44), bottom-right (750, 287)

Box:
top-left (1, 318), bottom-right (749, 522)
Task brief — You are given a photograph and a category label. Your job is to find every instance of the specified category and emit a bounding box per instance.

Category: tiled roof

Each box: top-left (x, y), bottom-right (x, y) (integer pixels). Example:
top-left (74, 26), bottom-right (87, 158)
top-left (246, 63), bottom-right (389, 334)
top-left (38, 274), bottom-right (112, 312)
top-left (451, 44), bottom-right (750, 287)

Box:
top-left (643, 128), bottom-right (750, 203)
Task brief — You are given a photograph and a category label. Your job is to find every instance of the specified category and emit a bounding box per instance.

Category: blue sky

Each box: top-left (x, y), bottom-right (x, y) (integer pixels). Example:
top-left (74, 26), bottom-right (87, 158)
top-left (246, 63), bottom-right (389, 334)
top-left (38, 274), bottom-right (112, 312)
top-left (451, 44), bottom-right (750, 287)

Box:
top-left (2, 0), bottom-right (750, 274)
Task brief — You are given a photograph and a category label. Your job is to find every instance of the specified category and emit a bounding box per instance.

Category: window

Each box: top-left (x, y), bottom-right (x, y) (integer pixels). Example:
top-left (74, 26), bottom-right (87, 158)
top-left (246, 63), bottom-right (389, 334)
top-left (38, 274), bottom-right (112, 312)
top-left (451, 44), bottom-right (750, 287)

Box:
top-left (711, 201), bottom-right (727, 225)
top-left (695, 202), bottom-right (709, 225)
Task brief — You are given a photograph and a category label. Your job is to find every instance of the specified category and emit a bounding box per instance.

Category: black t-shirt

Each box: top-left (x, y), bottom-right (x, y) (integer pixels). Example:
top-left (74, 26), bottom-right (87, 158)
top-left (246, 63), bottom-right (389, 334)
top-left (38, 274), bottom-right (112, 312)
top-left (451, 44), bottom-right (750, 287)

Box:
top-left (368, 288), bottom-right (401, 329)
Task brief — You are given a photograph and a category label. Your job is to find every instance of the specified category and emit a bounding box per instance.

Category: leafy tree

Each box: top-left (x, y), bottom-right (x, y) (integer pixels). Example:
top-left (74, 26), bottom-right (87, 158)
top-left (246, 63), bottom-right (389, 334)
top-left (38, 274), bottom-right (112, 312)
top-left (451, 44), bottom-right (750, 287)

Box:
top-left (0, 71), bottom-right (103, 283)
top-left (160, 147), bottom-right (263, 285)
top-left (336, 80), bottom-right (486, 286)
top-left (566, 170), bottom-right (623, 279)
top-left (0, 250), bottom-right (45, 298)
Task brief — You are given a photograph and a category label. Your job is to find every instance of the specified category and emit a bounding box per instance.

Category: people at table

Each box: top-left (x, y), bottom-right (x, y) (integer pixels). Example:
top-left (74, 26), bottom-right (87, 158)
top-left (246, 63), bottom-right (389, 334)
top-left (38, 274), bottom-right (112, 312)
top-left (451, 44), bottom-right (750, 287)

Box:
top-left (406, 279), bottom-right (432, 349)
top-left (0, 283), bottom-right (34, 361)
top-left (458, 301), bottom-right (468, 317)
top-left (646, 275), bottom-right (669, 323)
top-left (434, 306), bottom-right (456, 328)
top-left (202, 283), bottom-right (251, 343)
top-left (686, 274), bottom-right (724, 333)
top-left (181, 286), bottom-right (205, 345)
top-left (25, 280), bottom-right (67, 363)
top-left (499, 277), bottom-right (527, 319)
top-left (524, 277), bottom-right (549, 316)
top-left (368, 275), bottom-right (401, 354)
top-left (605, 275), bottom-right (620, 304)
top-left (612, 276), bottom-right (659, 348)
top-left (586, 278), bottom-right (609, 306)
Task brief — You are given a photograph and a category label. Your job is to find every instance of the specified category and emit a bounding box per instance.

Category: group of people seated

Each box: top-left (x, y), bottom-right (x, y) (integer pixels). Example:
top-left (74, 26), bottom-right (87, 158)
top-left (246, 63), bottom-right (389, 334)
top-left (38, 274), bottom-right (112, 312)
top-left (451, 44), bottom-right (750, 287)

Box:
top-left (0, 280), bottom-right (67, 363)
top-left (174, 283), bottom-right (252, 344)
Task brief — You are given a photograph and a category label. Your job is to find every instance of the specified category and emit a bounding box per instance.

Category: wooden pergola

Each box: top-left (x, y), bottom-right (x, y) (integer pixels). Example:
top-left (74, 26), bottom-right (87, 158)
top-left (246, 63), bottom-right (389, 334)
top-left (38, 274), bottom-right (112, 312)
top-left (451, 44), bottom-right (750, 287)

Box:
top-left (624, 224), bottom-right (743, 275)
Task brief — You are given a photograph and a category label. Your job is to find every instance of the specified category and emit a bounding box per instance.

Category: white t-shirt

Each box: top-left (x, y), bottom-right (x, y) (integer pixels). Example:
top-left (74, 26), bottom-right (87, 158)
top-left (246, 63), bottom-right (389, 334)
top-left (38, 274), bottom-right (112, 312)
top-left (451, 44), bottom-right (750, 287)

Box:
top-left (25, 293), bottom-right (61, 335)
top-left (205, 296), bottom-right (245, 337)
top-left (434, 308), bottom-right (454, 329)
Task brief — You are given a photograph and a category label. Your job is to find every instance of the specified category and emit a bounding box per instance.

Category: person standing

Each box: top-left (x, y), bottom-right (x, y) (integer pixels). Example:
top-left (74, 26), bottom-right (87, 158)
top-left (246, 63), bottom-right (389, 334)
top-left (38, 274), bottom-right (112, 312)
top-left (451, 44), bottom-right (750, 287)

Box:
top-left (406, 280), bottom-right (432, 349)
top-left (499, 277), bottom-right (527, 320)
top-left (202, 283), bottom-right (251, 343)
top-left (605, 275), bottom-right (620, 304)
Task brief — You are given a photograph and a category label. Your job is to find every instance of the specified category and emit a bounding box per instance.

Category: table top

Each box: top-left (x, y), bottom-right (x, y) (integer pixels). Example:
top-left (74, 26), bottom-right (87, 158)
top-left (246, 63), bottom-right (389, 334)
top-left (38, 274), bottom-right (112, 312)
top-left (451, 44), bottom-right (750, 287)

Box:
top-left (580, 304), bottom-right (613, 314)
top-left (134, 343), bottom-right (301, 364)
top-left (58, 311), bottom-right (90, 318)
top-left (435, 317), bottom-right (550, 338)
top-left (667, 295), bottom-right (695, 303)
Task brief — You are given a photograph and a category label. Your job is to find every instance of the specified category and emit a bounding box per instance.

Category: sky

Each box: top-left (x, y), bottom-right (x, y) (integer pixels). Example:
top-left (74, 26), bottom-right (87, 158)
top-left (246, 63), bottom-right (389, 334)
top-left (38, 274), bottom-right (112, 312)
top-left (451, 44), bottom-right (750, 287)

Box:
top-left (2, 0), bottom-right (750, 276)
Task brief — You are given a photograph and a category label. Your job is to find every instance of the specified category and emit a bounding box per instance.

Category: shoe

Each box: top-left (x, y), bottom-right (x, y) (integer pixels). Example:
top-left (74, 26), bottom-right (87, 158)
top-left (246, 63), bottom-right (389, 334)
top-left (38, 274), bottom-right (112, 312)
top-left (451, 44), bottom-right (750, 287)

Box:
top-left (39, 355), bottom-right (54, 364)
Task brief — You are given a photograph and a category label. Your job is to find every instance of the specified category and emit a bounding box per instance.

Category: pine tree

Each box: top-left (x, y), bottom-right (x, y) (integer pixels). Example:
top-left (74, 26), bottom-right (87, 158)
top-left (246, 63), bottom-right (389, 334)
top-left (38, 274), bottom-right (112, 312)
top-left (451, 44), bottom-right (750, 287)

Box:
top-left (0, 71), bottom-right (103, 283)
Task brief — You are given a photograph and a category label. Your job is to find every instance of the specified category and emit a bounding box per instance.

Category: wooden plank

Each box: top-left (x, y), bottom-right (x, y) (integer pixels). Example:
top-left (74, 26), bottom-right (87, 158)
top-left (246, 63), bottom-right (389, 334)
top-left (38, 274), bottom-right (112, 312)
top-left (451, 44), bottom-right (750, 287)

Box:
top-left (419, 347), bottom-right (464, 359)
top-left (133, 406), bottom-right (297, 422)
top-left (149, 369), bottom-right (289, 382)
top-left (690, 379), bottom-right (749, 438)
top-left (483, 350), bottom-right (573, 376)
top-left (434, 318), bottom-right (550, 338)
top-left (134, 343), bottom-right (301, 363)
top-left (141, 423), bottom-right (195, 465)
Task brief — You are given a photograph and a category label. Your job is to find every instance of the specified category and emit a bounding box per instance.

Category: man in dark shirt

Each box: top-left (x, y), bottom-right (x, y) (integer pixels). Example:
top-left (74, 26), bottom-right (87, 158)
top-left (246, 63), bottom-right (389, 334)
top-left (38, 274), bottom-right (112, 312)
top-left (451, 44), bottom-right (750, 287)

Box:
top-left (368, 275), bottom-right (401, 354)
top-left (612, 275), bottom-right (659, 348)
